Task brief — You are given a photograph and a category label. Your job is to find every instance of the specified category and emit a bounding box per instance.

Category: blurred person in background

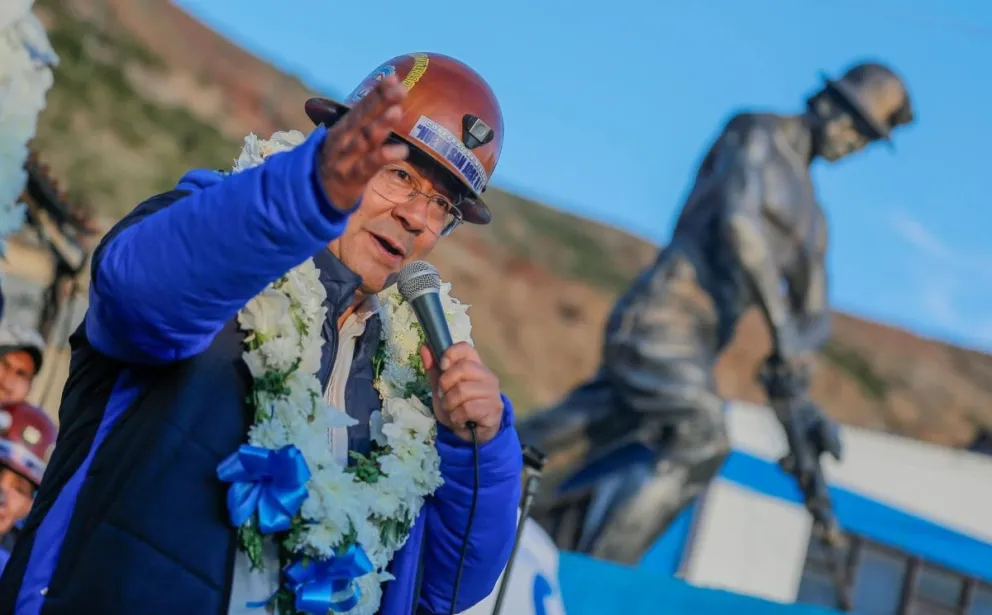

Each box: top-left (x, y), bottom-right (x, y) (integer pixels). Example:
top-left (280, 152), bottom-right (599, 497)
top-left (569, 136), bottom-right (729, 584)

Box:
top-left (0, 326), bottom-right (44, 407)
top-left (0, 53), bottom-right (522, 615)
top-left (0, 323), bottom-right (52, 574)
top-left (0, 402), bottom-right (56, 574)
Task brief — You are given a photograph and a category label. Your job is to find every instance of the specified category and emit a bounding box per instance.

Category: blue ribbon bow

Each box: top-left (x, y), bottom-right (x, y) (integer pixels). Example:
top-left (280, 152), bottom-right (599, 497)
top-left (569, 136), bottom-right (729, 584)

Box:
top-left (284, 545), bottom-right (375, 614)
top-left (216, 444), bottom-right (311, 534)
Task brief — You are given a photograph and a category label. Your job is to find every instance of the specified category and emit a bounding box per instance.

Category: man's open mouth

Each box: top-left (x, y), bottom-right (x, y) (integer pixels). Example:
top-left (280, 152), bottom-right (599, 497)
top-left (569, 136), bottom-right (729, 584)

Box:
top-left (370, 232), bottom-right (405, 258)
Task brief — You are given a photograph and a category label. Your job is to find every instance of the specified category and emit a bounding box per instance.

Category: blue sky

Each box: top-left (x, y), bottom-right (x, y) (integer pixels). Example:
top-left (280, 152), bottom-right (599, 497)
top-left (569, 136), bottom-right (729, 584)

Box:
top-left (175, 0), bottom-right (992, 352)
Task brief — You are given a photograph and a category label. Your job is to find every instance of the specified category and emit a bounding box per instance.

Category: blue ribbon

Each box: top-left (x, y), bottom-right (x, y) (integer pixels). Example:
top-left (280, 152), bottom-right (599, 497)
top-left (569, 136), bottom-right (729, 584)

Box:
top-left (284, 545), bottom-right (375, 614)
top-left (217, 444), bottom-right (311, 534)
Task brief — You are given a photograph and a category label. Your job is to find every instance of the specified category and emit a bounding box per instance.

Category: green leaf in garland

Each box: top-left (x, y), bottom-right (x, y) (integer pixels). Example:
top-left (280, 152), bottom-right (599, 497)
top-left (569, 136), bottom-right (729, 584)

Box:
top-left (238, 519), bottom-right (266, 571)
top-left (282, 515), bottom-right (308, 553)
top-left (274, 588), bottom-right (295, 615)
top-left (373, 340), bottom-right (388, 380)
top-left (347, 451), bottom-right (384, 483)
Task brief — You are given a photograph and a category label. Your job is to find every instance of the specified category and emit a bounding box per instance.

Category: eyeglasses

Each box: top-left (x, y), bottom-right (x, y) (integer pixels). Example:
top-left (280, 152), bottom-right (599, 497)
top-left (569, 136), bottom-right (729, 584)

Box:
top-left (370, 165), bottom-right (465, 237)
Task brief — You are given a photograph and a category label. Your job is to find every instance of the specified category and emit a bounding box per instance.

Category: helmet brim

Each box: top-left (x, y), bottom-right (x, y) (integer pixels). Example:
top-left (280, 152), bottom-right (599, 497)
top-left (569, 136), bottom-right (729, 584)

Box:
top-left (304, 97), bottom-right (492, 225)
top-left (820, 74), bottom-right (893, 147)
top-left (0, 438), bottom-right (45, 486)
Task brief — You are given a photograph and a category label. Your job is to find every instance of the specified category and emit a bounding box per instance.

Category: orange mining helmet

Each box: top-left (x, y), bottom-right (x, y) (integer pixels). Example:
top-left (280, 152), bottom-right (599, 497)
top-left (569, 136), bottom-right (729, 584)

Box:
top-left (304, 52), bottom-right (504, 226)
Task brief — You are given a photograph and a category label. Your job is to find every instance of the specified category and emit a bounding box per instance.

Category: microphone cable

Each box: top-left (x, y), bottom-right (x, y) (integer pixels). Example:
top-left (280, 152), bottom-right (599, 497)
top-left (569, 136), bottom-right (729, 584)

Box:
top-left (448, 421), bottom-right (480, 615)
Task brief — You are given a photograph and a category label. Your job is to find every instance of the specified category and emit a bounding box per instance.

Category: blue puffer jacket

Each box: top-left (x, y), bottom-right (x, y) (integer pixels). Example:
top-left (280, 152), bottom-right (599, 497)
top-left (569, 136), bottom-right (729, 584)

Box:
top-left (3, 126), bottom-right (522, 615)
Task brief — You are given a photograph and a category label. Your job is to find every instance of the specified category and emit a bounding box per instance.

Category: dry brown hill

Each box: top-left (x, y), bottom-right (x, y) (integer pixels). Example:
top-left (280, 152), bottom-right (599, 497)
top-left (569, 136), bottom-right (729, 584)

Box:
top-left (24, 0), bottom-right (992, 447)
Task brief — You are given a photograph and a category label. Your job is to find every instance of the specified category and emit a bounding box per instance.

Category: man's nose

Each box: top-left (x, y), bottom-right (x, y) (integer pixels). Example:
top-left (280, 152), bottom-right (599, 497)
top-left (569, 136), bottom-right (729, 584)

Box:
top-left (393, 195), bottom-right (430, 232)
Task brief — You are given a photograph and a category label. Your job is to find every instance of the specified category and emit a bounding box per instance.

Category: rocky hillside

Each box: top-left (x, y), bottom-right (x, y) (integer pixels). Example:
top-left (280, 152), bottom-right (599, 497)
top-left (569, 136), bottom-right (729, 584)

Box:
top-left (23, 0), bottom-right (992, 447)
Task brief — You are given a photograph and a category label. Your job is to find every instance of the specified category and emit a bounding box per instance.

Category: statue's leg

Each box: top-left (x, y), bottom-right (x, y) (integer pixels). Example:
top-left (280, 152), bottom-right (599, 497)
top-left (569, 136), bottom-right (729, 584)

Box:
top-left (518, 374), bottom-right (650, 454)
top-left (581, 394), bottom-right (730, 564)
top-left (517, 377), bottom-right (641, 494)
top-left (578, 256), bottom-right (730, 563)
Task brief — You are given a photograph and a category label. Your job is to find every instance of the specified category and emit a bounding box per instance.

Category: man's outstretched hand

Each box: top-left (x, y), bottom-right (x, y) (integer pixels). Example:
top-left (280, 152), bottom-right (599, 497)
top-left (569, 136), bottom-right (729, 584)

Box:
top-left (319, 74), bottom-right (409, 210)
top-left (421, 343), bottom-right (504, 444)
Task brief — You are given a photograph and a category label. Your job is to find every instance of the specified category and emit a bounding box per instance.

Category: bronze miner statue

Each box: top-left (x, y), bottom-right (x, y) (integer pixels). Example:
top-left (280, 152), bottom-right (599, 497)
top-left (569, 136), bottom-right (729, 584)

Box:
top-left (518, 62), bottom-right (915, 566)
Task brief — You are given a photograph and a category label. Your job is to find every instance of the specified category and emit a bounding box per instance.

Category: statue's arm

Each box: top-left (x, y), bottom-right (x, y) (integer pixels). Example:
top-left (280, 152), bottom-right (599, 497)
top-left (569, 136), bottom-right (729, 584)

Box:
top-left (788, 214), bottom-right (831, 354)
top-left (718, 127), bottom-right (798, 361)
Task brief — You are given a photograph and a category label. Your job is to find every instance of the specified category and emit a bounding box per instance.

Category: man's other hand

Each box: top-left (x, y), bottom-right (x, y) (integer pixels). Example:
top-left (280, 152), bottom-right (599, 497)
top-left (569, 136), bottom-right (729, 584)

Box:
top-left (421, 343), bottom-right (504, 444)
top-left (319, 74), bottom-right (409, 210)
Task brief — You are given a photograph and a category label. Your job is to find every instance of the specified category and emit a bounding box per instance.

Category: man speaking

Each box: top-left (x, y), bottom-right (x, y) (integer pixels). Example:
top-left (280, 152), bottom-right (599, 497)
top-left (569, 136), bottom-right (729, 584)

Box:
top-left (0, 52), bottom-right (523, 615)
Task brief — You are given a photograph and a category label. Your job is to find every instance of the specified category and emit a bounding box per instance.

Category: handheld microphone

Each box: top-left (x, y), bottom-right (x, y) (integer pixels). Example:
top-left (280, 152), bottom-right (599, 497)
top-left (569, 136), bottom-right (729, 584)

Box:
top-left (396, 260), bottom-right (477, 615)
top-left (396, 260), bottom-right (452, 363)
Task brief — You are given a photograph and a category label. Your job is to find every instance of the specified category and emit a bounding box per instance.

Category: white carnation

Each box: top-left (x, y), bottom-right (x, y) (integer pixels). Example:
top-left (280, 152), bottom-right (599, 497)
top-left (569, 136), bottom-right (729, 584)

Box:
top-left (239, 289), bottom-right (292, 338)
top-left (284, 264), bottom-right (327, 325)
top-left (377, 454), bottom-right (419, 502)
top-left (340, 574), bottom-right (384, 615)
top-left (364, 483), bottom-right (404, 520)
top-left (233, 129), bottom-right (306, 172)
top-left (389, 328), bottom-right (422, 364)
top-left (383, 396), bottom-right (436, 438)
top-left (241, 348), bottom-right (266, 378)
top-left (260, 130), bottom-right (305, 156)
top-left (299, 336), bottom-right (323, 375)
top-left (247, 417), bottom-right (290, 449)
top-left (300, 519), bottom-right (349, 560)
top-left (316, 402), bottom-right (359, 430)
top-left (301, 465), bottom-right (362, 556)
top-left (375, 361), bottom-right (416, 399)
top-left (259, 331), bottom-right (302, 373)
top-left (441, 283), bottom-right (474, 345)
top-left (232, 133), bottom-right (263, 171)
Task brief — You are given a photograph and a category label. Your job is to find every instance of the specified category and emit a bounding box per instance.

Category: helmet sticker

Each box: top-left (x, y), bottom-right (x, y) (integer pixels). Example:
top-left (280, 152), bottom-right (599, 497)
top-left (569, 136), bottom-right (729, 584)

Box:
top-left (409, 115), bottom-right (488, 194)
top-left (348, 64), bottom-right (397, 103)
top-left (402, 53), bottom-right (429, 90)
top-left (23, 425), bottom-right (40, 445)
top-left (348, 53), bottom-right (430, 104)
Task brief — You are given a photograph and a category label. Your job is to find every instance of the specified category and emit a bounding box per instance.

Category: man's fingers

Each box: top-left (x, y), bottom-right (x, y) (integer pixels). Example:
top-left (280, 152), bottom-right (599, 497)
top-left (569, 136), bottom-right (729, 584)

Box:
top-left (437, 360), bottom-right (490, 396)
top-left (327, 75), bottom-right (405, 152)
top-left (352, 75), bottom-right (407, 121)
top-left (332, 103), bottom-right (404, 169)
top-left (334, 75), bottom-right (405, 135)
top-left (352, 139), bottom-right (408, 179)
top-left (439, 380), bottom-right (491, 415)
top-left (378, 142), bottom-right (409, 165)
top-left (448, 399), bottom-right (502, 432)
top-left (439, 342), bottom-right (479, 371)
top-left (318, 75), bottom-right (411, 209)
top-left (358, 105), bottom-right (403, 150)
top-left (419, 345), bottom-right (440, 393)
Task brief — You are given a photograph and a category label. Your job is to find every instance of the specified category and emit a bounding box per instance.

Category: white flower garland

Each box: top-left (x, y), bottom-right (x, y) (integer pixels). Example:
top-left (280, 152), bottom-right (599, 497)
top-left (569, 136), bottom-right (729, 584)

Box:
top-left (0, 5), bottom-right (57, 253)
top-left (228, 130), bottom-right (473, 615)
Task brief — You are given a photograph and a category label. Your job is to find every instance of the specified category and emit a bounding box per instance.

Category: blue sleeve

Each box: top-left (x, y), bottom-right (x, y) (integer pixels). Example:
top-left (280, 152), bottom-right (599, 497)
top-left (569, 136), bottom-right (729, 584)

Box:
top-left (419, 394), bottom-right (523, 614)
top-left (85, 126), bottom-right (351, 364)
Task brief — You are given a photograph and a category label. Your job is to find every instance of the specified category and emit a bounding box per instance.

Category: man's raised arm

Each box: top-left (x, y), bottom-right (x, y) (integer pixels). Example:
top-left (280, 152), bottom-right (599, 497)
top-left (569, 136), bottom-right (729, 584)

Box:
top-left (85, 76), bottom-right (411, 364)
top-left (85, 126), bottom-right (349, 364)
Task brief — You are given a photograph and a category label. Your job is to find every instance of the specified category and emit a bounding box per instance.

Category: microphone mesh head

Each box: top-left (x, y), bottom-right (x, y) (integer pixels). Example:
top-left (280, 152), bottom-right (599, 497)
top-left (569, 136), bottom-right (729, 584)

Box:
top-left (397, 260), bottom-right (442, 300)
